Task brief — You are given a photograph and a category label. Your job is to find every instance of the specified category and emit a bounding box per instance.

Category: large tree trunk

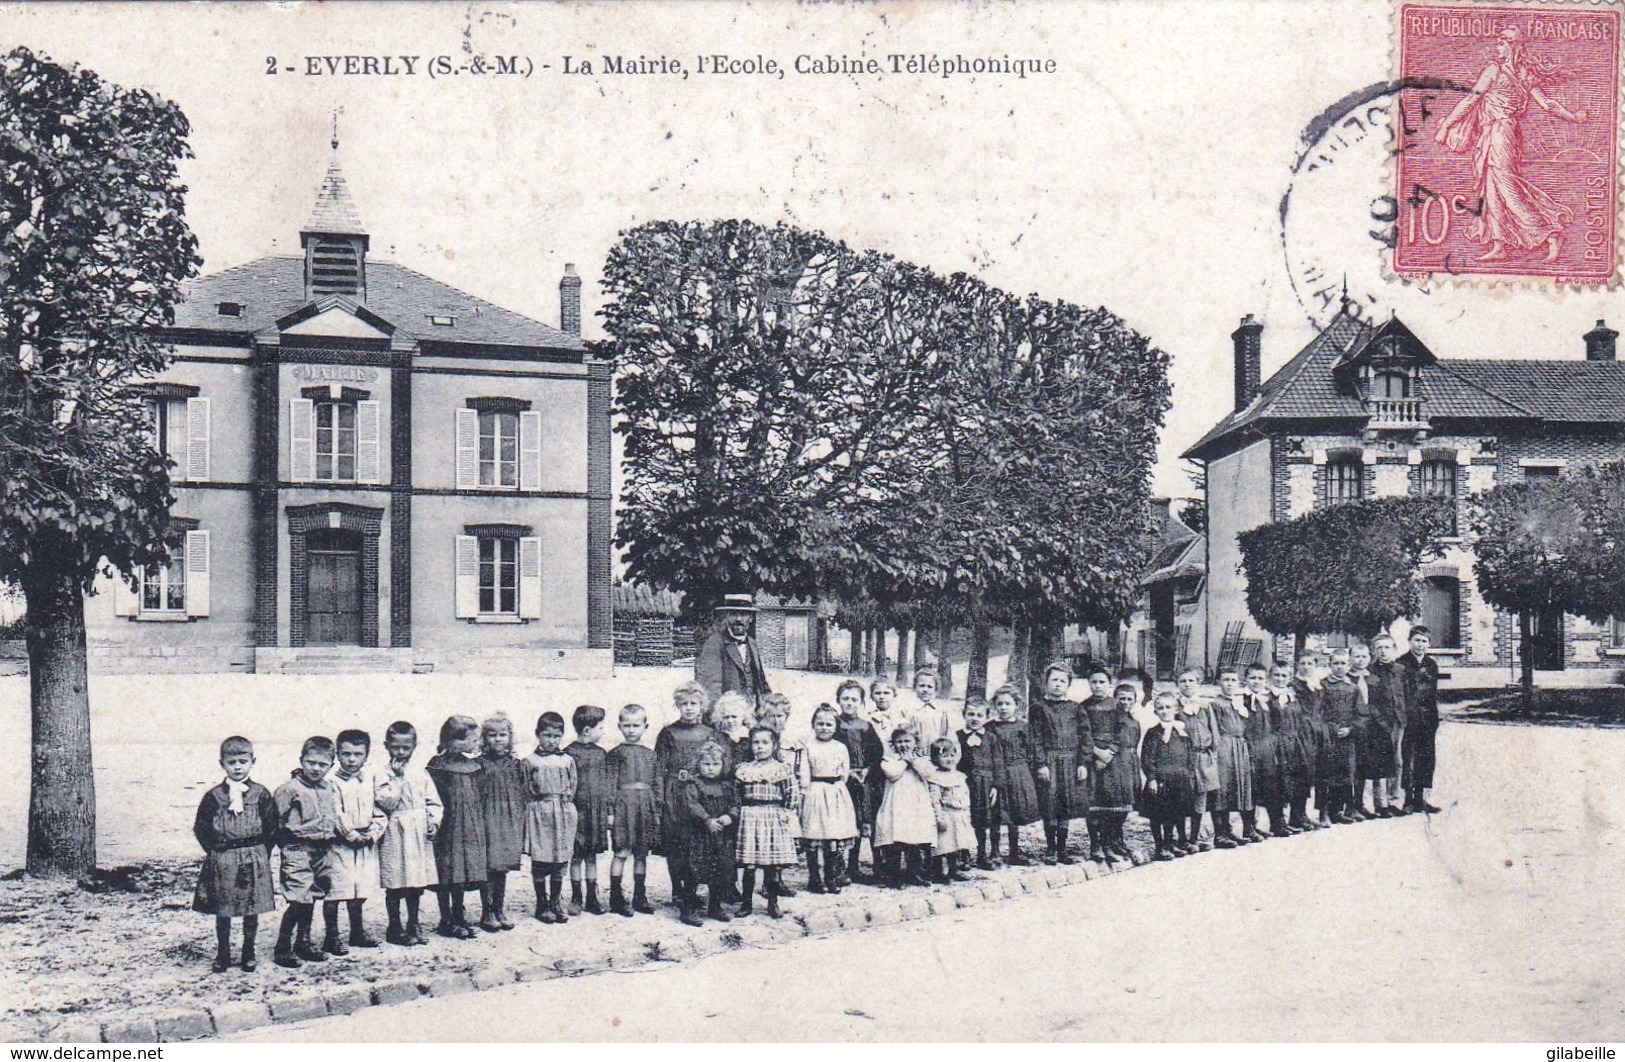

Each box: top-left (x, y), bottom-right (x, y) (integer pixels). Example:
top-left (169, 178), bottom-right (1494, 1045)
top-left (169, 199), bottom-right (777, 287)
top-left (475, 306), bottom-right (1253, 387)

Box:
top-left (1293, 629), bottom-right (1307, 662)
top-left (847, 625), bottom-right (862, 673)
top-left (24, 570), bottom-right (96, 878)
top-left (1519, 610), bottom-right (1535, 713)
top-left (913, 624), bottom-right (930, 674)
top-left (895, 627), bottom-right (911, 683)
top-left (967, 607), bottom-right (992, 702)
top-left (935, 623), bottom-right (954, 696)
top-left (874, 625), bottom-right (890, 678)
top-left (1007, 620), bottom-right (1031, 696)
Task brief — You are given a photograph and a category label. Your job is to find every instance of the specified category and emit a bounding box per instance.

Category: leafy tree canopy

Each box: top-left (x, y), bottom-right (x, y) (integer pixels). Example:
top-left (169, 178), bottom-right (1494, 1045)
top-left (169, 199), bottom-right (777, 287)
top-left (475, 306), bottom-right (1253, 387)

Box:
top-left (1238, 496), bottom-right (1453, 641)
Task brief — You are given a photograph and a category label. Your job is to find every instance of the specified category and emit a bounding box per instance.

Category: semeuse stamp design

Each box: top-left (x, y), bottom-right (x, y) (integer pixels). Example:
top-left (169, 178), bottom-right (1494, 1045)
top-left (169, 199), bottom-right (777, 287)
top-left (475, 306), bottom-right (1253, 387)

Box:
top-left (1394, 2), bottom-right (1621, 283)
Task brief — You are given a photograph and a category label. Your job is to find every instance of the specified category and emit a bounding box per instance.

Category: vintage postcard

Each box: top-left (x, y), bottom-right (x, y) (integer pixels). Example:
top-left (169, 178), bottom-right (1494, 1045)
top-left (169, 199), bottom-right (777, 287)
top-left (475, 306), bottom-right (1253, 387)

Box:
top-left (0, 0), bottom-right (1622, 1048)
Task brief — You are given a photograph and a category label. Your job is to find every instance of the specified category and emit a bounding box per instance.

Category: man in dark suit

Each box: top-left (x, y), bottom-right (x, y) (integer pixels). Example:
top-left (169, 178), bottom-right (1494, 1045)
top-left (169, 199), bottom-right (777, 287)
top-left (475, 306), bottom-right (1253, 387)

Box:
top-left (694, 594), bottom-right (771, 713)
top-left (1398, 625), bottom-right (1442, 813)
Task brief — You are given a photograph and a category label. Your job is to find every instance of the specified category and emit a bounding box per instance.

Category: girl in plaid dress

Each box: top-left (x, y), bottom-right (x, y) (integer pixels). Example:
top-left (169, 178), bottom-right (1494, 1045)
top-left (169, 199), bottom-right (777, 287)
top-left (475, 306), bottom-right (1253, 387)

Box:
top-left (734, 726), bottom-right (796, 919)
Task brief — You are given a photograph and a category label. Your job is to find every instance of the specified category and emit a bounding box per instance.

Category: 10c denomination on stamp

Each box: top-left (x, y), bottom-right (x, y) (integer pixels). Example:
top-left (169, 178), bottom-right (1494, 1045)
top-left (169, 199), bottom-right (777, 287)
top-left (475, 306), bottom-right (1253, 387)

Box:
top-left (1394, 2), bottom-right (1621, 284)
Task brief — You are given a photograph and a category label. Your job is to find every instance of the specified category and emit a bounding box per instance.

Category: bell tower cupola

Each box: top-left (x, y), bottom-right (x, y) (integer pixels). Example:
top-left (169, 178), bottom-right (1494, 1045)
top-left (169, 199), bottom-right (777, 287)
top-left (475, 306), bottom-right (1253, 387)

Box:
top-left (300, 126), bottom-right (368, 303)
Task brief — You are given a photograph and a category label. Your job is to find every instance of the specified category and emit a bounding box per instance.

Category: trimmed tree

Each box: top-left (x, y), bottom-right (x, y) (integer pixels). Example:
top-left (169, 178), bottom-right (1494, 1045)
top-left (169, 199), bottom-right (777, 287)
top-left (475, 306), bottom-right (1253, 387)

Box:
top-left (0, 48), bottom-right (200, 876)
top-left (601, 219), bottom-right (950, 622)
top-left (1468, 471), bottom-right (1624, 711)
top-left (1238, 496), bottom-right (1454, 659)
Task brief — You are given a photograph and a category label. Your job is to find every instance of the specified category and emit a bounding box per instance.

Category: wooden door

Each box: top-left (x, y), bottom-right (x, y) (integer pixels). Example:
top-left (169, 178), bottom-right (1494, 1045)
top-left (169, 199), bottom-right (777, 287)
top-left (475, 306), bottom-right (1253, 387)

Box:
top-left (307, 531), bottom-right (362, 645)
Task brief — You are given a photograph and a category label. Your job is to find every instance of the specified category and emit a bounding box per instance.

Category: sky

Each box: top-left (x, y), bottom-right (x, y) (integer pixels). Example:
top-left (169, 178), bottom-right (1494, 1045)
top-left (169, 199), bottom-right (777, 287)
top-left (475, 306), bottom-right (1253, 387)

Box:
top-left (6, 0), bottom-right (1620, 499)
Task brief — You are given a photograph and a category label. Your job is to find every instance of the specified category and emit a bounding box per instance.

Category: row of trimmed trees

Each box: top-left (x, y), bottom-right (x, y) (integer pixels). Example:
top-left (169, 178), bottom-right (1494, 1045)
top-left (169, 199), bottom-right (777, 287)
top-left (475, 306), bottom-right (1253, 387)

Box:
top-left (1238, 463), bottom-right (1625, 710)
top-left (600, 219), bottom-right (1173, 699)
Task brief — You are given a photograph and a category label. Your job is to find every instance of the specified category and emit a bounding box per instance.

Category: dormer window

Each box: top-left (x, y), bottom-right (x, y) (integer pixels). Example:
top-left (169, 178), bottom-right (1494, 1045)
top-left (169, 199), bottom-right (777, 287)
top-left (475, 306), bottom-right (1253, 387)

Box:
top-left (428, 314), bottom-right (456, 327)
top-left (216, 301), bottom-right (243, 317)
top-left (1372, 370), bottom-right (1411, 399)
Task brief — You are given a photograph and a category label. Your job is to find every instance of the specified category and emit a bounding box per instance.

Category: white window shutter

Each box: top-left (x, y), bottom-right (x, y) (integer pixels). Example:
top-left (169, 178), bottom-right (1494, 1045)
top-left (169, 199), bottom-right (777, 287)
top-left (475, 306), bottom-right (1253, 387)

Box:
top-left (185, 529), bottom-right (211, 617)
top-left (455, 408), bottom-right (478, 490)
top-left (518, 536), bottom-right (543, 619)
top-left (289, 397), bottom-right (315, 482)
top-left (519, 410), bottom-right (542, 492)
top-left (165, 401), bottom-right (187, 477)
top-left (113, 573), bottom-right (138, 617)
top-left (454, 534), bottom-right (479, 618)
top-left (185, 397), bottom-right (210, 483)
top-left (356, 400), bottom-right (381, 484)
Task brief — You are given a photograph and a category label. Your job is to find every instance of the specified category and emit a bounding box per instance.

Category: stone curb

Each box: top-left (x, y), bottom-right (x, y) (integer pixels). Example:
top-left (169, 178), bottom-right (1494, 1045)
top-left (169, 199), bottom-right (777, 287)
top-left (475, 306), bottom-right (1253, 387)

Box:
top-left (44, 848), bottom-right (1151, 1042)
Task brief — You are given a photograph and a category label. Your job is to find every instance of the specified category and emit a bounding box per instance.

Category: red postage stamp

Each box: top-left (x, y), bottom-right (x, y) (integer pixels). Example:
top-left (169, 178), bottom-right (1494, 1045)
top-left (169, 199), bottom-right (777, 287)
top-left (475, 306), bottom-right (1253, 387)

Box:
top-left (1394, 2), bottom-right (1622, 283)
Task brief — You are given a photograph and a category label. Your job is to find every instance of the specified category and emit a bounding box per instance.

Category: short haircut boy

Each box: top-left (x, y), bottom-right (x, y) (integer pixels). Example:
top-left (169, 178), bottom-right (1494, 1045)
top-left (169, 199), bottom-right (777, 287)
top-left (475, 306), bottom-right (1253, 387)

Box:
top-left (385, 720), bottom-right (416, 742)
top-left (536, 711), bottom-right (565, 734)
top-left (336, 728), bottom-right (370, 752)
top-left (1245, 662), bottom-right (1269, 677)
top-left (219, 735), bottom-right (254, 758)
top-left (913, 665), bottom-right (940, 683)
top-left (1410, 625), bottom-right (1431, 638)
top-left (300, 735), bottom-right (335, 758)
top-left (619, 703), bottom-right (647, 723)
top-left (572, 704), bottom-right (607, 733)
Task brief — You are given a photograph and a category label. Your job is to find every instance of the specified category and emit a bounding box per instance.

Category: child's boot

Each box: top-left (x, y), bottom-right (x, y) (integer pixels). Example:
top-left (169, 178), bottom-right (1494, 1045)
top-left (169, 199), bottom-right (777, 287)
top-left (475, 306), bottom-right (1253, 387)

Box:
top-left (1007, 826), bottom-right (1029, 866)
top-left (706, 884), bottom-right (732, 922)
top-left (765, 871), bottom-right (782, 919)
top-left (273, 909), bottom-right (301, 968)
top-left (212, 918), bottom-right (232, 974)
top-left (534, 875), bottom-right (555, 923)
top-left (568, 878), bottom-right (584, 917)
top-left (1110, 817), bottom-right (1133, 859)
top-left (321, 902), bottom-right (349, 956)
top-left (632, 873), bottom-right (655, 914)
top-left (550, 876), bottom-right (569, 923)
top-left (240, 918), bottom-right (259, 972)
top-left (584, 880), bottom-right (604, 915)
top-left (348, 901), bottom-right (379, 948)
top-left (679, 886), bottom-right (704, 928)
top-left (610, 875), bottom-right (632, 918)
top-left (737, 869), bottom-right (756, 917)
top-left (1088, 816), bottom-right (1106, 862)
top-left (478, 883), bottom-right (503, 933)
top-left (847, 845), bottom-right (870, 884)
top-left (826, 848), bottom-right (844, 894)
top-left (805, 849), bottom-right (825, 894)
top-left (1054, 824), bottom-right (1074, 864)
top-left (294, 913), bottom-right (327, 963)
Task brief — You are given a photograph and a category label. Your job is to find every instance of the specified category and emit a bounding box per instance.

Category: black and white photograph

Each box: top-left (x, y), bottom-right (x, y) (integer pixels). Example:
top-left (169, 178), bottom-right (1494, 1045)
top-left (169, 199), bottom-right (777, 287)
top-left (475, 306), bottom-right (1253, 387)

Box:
top-left (0, 0), bottom-right (1622, 1047)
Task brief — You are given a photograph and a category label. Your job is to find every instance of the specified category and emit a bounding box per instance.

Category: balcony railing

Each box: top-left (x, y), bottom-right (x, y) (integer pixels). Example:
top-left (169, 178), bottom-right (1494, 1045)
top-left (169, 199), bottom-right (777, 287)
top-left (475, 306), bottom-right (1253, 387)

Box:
top-left (1365, 396), bottom-right (1427, 429)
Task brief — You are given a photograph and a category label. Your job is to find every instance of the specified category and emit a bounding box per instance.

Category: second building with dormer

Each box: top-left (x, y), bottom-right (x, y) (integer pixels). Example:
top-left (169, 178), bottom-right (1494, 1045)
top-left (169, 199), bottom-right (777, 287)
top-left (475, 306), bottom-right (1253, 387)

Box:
top-left (1185, 307), bottom-right (1625, 685)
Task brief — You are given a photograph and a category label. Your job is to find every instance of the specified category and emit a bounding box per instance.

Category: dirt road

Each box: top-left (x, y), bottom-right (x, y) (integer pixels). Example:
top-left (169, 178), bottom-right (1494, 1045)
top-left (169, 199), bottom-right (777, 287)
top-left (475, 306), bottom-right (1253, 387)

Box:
top-left (239, 722), bottom-right (1625, 1041)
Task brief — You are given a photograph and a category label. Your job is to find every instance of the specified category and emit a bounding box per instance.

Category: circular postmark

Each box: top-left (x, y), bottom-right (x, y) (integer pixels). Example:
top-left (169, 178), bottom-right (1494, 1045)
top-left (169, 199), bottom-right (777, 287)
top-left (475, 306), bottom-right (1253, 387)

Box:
top-left (1280, 78), bottom-right (1471, 331)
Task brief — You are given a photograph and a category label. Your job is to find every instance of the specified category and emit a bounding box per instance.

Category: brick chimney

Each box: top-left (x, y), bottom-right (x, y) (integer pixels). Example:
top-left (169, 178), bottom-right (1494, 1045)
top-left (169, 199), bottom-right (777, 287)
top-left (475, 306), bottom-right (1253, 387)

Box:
top-left (1584, 319), bottom-right (1617, 361)
top-left (1149, 497), bottom-right (1172, 527)
top-left (1232, 314), bottom-right (1263, 411)
top-left (559, 263), bottom-right (582, 337)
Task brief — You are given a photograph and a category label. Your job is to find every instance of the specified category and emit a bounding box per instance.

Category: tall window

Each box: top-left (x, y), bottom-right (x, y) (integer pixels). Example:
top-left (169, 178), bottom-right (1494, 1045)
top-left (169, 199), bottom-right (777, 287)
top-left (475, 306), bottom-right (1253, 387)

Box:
top-left (1420, 459), bottom-right (1458, 534)
top-left (140, 544), bottom-right (187, 613)
top-left (315, 400), bottom-right (357, 482)
top-left (144, 397), bottom-right (185, 460)
top-left (1421, 576), bottom-right (1461, 649)
top-left (478, 411), bottom-right (519, 489)
top-left (1612, 615), bottom-right (1625, 650)
top-left (478, 536), bottom-right (519, 615)
top-left (1327, 456), bottom-right (1363, 504)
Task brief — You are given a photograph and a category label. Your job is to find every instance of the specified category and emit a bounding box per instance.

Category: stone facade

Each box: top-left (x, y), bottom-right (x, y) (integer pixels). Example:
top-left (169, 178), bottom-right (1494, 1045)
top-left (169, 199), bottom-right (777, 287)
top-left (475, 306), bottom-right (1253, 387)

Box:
top-left (83, 153), bottom-right (612, 677)
top-left (1185, 310), bottom-right (1625, 686)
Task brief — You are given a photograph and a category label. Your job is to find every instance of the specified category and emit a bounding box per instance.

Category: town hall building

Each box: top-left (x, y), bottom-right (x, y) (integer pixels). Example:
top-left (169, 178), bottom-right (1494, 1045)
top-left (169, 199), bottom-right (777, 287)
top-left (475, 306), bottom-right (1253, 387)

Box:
top-left (1185, 304), bottom-right (1625, 686)
top-left (84, 153), bottom-right (612, 676)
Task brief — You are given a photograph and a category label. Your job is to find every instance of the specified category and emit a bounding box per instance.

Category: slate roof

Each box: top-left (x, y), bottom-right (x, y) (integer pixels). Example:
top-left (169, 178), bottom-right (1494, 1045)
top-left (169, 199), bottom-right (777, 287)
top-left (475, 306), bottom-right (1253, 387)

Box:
top-left (170, 255), bottom-right (585, 352)
top-left (303, 160), bottom-right (367, 237)
top-left (1183, 312), bottom-right (1625, 460)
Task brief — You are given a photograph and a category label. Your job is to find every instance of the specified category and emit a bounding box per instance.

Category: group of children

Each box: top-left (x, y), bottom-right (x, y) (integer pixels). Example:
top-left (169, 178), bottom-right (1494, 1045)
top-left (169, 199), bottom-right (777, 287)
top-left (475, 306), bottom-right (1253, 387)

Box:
top-left (193, 634), bottom-right (1442, 971)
